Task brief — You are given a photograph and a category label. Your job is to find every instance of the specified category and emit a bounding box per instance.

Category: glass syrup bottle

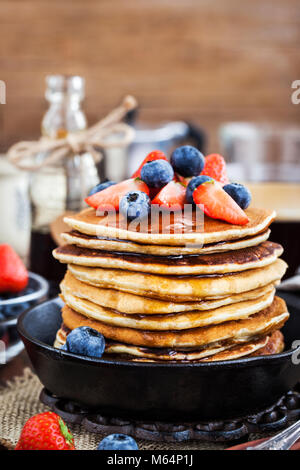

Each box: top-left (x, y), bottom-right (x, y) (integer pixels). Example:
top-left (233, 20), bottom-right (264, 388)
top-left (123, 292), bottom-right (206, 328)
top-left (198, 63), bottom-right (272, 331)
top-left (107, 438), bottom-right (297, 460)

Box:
top-left (30, 75), bottom-right (99, 288)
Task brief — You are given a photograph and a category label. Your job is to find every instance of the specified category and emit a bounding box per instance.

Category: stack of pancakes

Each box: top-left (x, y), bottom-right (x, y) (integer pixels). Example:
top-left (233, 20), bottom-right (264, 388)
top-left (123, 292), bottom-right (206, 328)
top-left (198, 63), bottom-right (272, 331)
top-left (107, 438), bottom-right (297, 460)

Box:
top-left (53, 206), bottom-right (289, 362)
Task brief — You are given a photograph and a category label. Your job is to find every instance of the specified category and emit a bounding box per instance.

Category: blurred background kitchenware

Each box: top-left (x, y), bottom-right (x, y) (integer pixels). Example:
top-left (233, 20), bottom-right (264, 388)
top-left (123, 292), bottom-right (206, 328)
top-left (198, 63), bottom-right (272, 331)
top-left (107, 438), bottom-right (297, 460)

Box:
top-left (0, 272), bottom-right (48, 364)
top-left (104, 119), bottom-right (206, 181)
top-left (220, 123), bottom-right (300, 278)
top-left (0, 157), bottom-right (31, 265)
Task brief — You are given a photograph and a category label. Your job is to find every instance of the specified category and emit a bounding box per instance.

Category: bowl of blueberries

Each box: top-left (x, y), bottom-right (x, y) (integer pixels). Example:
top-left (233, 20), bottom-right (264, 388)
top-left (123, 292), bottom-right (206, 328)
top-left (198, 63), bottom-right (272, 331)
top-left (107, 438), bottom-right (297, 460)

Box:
top-left (0, 244), bottom-right (49, 363)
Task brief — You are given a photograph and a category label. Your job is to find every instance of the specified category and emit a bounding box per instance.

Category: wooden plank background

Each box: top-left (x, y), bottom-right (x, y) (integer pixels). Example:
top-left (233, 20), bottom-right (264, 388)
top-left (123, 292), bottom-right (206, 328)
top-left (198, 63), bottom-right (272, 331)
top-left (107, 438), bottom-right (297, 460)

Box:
top-left (0, 0), bottom-right (299, 151)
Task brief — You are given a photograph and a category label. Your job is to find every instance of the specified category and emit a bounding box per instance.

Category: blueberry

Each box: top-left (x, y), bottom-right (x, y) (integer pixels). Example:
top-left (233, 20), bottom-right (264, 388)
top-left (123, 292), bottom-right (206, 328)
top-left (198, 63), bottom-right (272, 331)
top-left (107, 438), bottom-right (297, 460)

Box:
top-left (119, 191), bottom-right (151, 222)
top-left (223, 183), bottom-right (252, 209)
top-left (97, 434), bottom-right (139, 450)
top-left (140, 160), bottom-right (174, 188)
top-left (61, 342), bottom-right (68, 351)
top-left (171, 145), bottom-right (205, 177)
top-left (88, 180), bottom-right (116, 196)
top-left (3, 302), bottom-right (31, 317)
top-left (23, 287), bottom-right (35, 295)
top-left (186, 175), bottom-right (214, 203)
top-left (66, 326), bottom-right (105, 358)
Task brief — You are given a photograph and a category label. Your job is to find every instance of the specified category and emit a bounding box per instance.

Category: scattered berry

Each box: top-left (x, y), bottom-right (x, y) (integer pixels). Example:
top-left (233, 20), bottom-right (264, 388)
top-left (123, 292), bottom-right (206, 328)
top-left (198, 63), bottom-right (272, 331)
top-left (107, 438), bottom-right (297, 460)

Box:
top-left (3, 301), bottom-right (31, 318)
top-left (97, 434), bottom-right (139, 450)
top-left (119, 191), bottom-right (151, 221)
top-left (141, 160), bottom-right (174, 188)
top-left (223, 183), bottom-right (252, 210)
top-left (66, 326), bottom-right (106, 358)
top-left (193, 180), bottom-right (249, 225)
top-left (15, 412), bottom-right (75, 450)
top-left (170, 145), bottom-right (205, 177)
top-left (88, 180), bottom-right (116, 196)
top-left (152, 181), bottom-right (186, 210)
top-left (201, 154), bottom-right (229, 185)
top-left (0, 244), bottom-right (28, 293)
top-left (186, 175), bottom-right (213, 204)
top-left (85, 178), bottom-right (149, 211)
top-left (132, 150), bottom-right (167, 178)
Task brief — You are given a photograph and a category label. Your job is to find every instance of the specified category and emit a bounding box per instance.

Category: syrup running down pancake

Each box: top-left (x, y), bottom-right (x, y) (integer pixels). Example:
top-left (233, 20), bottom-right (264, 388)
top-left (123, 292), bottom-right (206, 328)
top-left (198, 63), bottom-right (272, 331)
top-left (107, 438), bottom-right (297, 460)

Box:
top-left (68, 258), bottom-right (287, 301)
top-left (54, 241), bottom-right (283, 275)
top-left (61, 271), bottom-right (277, 314)
top-left (64, 207), bottom-right (275, 246)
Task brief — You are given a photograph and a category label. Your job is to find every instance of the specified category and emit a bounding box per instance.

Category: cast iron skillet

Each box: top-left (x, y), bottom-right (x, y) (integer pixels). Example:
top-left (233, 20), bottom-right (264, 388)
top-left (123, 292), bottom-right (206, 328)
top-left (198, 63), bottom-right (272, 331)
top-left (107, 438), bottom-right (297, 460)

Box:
top-left (17, 293), bottom-right (300, 422)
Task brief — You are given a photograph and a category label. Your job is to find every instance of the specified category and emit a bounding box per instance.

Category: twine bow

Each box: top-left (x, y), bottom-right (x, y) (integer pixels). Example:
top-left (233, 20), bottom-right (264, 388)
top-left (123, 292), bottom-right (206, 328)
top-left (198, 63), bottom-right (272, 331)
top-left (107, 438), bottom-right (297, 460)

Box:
top-left (8, 95), bottom-right (137, 171)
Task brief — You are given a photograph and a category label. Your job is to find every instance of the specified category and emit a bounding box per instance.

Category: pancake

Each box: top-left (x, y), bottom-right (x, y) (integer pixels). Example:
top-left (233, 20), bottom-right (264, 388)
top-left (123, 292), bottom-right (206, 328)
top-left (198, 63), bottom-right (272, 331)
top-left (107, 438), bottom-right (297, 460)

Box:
top-left (61, 229), bottom-right (271, 256)
top-left (250, 330), bottom-right (284, 356)
top-left (60, 287), bottom-right (275, 330)
top-left (199, 331), bottom-right (284, 362)
top-left (68, 258), bottom-right (287, 301)
top-left (64, 207), bottom-right (275, 246)
top-left (62, 296), bottom-right (289, 348)
top-left (53, 241), bottom-right (283, 275)
top-left (62, 271), bottom-right (277, 314)
top-left (54, 325), bottom-right (274, 362)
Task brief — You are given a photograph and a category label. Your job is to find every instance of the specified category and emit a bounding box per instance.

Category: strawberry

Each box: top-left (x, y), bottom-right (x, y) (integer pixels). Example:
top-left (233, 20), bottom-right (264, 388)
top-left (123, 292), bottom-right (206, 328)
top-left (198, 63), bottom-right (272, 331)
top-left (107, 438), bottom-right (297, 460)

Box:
top-left (0, 244), bottom-right (28, 293)
top-left (85, 178), bottom-right (149, 211)
top-left (201, 154), bottom-right (229, 185)
top-left (131, 150), bottom-right (167, 178)
top-left (152, 181), bottom-right (186, 210)
top-left (193, 180), bottom-right (249, 225)
top-left (175, 174), bottom-right (192, 187)
top-left (15, 412), bottom-right (75, 450)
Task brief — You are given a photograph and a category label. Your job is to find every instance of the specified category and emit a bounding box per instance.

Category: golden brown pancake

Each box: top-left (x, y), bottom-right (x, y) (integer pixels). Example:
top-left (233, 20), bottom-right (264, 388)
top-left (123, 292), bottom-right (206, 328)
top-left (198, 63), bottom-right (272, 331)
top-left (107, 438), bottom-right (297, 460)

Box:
top-left (61, 271), bottom-right (277, 314)
top-left (54, 327), bottom-right (283, 362)
top-left (64, 207), bottom-right (275, 246)
top-left (250, 330), bottom-right (284, 356)
top-left (199, 331), bottom-right (284, 362)
top-left (62, 296), bottom-right (289, 348)
top-left (53, 241), bottom-right (283, 275)
top-left (68, 258), bottom-right (287, 301)
top-left (61, 229), bottom-right (271, 256)
top-left (61, 287), bottom-right (275, 330)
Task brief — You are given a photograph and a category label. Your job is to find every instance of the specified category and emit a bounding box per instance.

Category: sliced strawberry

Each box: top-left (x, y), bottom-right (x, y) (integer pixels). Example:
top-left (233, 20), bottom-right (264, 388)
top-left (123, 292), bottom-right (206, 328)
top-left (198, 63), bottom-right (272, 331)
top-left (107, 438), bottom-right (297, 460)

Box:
top-left (201, 154), bottom-right (229, 185)
top-left (175, 174), bottom-right (192, 187)
top-left (152, 181), bottom-right (186, 210)
top-left (131, 150), bottom-right (167, 178)
top-left (0, 244), bottom-right (28, 293)
top-left (85, 178), bottom-right (149, 211)
top-left (149, 187), bottom-right (161, 200)
top-left (193, 180), bottom-right (249, 225)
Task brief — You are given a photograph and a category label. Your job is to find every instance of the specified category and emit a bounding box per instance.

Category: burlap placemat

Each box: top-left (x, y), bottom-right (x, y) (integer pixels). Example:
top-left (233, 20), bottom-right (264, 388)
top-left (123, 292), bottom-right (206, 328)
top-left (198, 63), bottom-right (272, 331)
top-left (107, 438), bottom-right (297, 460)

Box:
top-left (0, 368), bottom-right (236, 450)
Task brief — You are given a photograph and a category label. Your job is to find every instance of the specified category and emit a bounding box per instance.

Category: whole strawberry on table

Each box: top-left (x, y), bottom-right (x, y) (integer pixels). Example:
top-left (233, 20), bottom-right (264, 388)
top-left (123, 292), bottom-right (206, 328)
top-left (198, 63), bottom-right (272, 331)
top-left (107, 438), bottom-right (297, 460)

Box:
top-left (85, 145), bottom-right (252, 226)
top-left (0, 244), bottom-right (31, 321)
top-left (15, 412), bottom-right (75, 450)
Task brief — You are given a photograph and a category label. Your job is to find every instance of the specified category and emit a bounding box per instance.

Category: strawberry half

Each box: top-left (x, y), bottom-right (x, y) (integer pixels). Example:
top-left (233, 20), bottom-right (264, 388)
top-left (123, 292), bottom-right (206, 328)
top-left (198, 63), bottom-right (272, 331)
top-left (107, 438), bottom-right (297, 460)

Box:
top-left (152, 181), bottom-right (186, 210)
top-left (15, 412), bottom-right (75, 450)
top-left (85, 178), bottom-right (149, 211)
top-left (193, 180), bottom-right (249, 225)
top-left (131, 150), bottom-right (167, 178)
top-left (0, 244), bottom-right (28, 293)
top-left (201, 154), bottom-right (229, 186)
